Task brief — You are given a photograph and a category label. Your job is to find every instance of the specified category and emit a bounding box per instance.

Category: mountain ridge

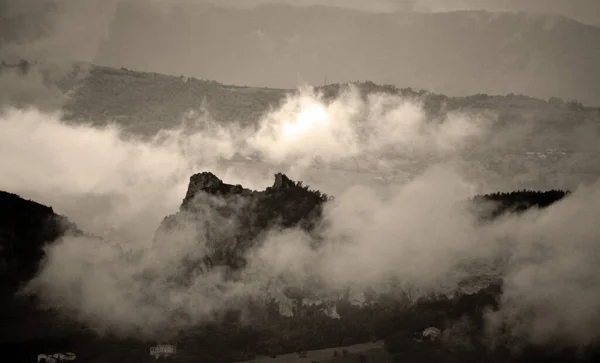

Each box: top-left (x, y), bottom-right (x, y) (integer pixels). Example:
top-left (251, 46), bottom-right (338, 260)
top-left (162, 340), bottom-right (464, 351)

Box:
top-left (85, 3), bottom-right (600, 106)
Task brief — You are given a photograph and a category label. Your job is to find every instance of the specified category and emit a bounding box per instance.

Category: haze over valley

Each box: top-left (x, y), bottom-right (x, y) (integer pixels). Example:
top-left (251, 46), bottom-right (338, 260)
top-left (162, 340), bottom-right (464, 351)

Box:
top-left (1, 1), bottom-right (600, 363)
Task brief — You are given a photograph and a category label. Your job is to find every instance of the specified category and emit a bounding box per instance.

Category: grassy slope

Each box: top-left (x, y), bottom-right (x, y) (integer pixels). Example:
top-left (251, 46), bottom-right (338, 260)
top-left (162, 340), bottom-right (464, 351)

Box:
top-left (61, 65), bottom-right (287, 135)
top-left (59, 64), bottom-right (596, 138)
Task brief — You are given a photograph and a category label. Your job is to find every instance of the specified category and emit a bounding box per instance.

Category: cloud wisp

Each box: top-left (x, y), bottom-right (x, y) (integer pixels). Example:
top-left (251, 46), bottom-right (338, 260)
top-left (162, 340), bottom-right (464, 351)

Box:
top-left (0, 84), bottom-right (598, 349)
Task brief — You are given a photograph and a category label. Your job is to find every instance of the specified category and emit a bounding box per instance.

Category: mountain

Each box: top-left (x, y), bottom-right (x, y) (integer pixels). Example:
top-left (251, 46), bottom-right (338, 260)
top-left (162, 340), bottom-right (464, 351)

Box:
top-left (154, 171), bottom-right (329, 272)
top-left (157, 171), bottom-right (570, 275)
top-left (150, 172), bottom-right (580, 362)
top-left (0, 176), bottom-right (585, 362)
top-left (91, 3), bottom-right (600, 106)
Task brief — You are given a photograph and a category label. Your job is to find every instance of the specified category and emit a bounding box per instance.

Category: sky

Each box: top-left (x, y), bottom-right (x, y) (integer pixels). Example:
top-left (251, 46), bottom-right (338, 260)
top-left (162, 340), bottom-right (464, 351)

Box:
top-left (164, 0), bottom-right (600, 22)
top-left (2, 0), bottom-right (599, 55)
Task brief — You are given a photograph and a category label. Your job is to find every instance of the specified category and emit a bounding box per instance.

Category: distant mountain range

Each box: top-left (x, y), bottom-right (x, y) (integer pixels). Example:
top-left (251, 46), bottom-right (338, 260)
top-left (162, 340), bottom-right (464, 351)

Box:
top-left (88, 3), bottom-right (600, 106)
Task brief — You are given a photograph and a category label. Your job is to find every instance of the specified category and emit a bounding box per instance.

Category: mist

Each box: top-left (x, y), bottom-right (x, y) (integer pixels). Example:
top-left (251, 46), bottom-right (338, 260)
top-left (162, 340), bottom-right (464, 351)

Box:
top-left (0, 65), bottom-right (65, 111)
top-left (0, 84), bottom-right (489, 238)
top-left (0, 82), bottom-right (598, 349)
top-left (0, 0), bottom-right (119, 64)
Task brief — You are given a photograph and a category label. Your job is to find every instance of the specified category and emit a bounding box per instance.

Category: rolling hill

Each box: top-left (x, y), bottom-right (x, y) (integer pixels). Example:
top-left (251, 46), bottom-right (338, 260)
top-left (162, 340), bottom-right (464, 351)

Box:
top-left (90, 3), bottom-right (600, 106)
top-left (3, 58), bottom-right (600, 193)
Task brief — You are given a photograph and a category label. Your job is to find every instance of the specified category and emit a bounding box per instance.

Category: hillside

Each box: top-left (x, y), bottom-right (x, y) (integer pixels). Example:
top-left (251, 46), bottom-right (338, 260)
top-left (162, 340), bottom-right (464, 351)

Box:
top-left (2, 59), bottom-right (600, 194)
top-left (0, 175), bottom-right (580, 362)
top-left (66, 64), bottom-right (600, 191)
top-left (5, 60), bottom-right (593, 141)
top-left (61, 64), bottom-right (286, 134)
top-left (0, 191), bottom-right (80, 297)
top-left (89, 3), bottom-right (600, 106)
top-left (2, 59), bottom-right (595, 137)
top-left (0, 191), bottom-right (93, 358)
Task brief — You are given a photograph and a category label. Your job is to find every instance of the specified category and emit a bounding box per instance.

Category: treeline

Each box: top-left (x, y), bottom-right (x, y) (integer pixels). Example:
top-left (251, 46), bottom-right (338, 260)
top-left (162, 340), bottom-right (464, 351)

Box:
top-left (472, 189), bottom-right (570, 219)
top-left (317, 81), bottom-right (588, 114)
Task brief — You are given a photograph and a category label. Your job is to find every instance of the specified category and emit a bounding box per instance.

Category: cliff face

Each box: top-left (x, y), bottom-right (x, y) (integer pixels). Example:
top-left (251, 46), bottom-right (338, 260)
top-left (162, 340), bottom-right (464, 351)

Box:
top-left (155, 172), bottom-right (330, 270)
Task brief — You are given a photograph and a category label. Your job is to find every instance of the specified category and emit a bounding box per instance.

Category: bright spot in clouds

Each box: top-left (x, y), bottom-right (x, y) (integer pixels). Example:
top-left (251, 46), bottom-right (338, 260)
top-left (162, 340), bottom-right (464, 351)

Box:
top-left (281, 103), bottom-right (331, 140)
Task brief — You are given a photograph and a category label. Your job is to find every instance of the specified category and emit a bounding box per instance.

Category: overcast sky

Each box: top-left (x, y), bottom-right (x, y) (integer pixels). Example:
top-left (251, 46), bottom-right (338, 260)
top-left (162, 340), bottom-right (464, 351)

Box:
top-left (2, 0), bottom-right (599, 58)
top-left (2, 0), bottom-right (599, 52)
top-left (181, 0), bottom-right (600, 23)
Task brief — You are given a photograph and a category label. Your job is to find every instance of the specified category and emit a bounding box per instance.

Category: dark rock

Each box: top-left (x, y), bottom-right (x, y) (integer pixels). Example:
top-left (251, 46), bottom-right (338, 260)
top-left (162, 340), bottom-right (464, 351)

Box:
top-left (0, 191), bottom-right (90, 347)
top-left (181, 172), bottom-right (253, 210)
top-left (271, 173), bottom-right (295, 190)
top-left (156, 172), bottom-right (330, 271)
top-left (0, 191), bottom-right (81, 297)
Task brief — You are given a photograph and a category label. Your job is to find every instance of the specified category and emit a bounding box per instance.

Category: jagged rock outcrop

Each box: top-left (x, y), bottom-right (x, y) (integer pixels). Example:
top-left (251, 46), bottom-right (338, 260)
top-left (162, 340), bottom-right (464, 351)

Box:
top-left (271, 172), bottom-right (296, 190)
top-left (155, 172), bottom-right (330, 271)
top-left (180, 172), bottom-right (251, 210)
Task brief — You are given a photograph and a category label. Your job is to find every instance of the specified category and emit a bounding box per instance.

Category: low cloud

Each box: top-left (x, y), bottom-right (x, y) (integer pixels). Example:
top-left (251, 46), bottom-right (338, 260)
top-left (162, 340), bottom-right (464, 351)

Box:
top-left (1, 84), bottom-right (599, 349)
top-left (0, 65), bottom-right (65, 111)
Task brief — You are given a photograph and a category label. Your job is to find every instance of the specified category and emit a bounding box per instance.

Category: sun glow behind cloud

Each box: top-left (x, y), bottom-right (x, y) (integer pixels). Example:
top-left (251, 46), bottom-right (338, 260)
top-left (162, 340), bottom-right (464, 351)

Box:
top-left (281, 103), bottom-right (331, 140)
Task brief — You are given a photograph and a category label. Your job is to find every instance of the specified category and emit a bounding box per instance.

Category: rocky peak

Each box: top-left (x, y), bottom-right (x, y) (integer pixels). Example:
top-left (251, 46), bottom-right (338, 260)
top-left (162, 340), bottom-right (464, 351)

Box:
top-left (159, 171), bottom-right (331, 270)
top-left (184, 172), bottom-right (224, 198)
top-left (271, 173), bottom-right (296, 190)
top-left (181, 172), bottom-right (312, 210)
top-left (181, 172), bottom-right (248, 210)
